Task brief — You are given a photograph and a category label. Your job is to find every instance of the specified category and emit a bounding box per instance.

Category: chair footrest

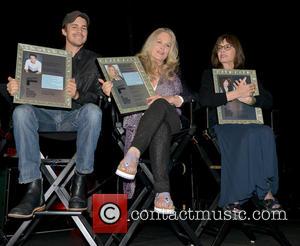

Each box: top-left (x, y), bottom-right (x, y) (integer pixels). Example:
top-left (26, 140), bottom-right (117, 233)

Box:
top-left (35, 210), bottom-right (81, 216)
top-left (41, 159), bottom-right (72, 164)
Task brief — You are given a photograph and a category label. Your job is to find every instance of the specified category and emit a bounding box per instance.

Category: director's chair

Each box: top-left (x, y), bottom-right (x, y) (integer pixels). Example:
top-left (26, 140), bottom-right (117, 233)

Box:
top-left (6, 132), bottom-right (103, 246)
top-left (104, 101), bottom-right (204, 246)
top-left (193, 108), bottom-right (292, 246)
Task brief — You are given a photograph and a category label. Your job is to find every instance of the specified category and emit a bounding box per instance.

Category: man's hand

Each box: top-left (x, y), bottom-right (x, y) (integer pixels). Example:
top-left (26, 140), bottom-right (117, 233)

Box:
top-left (66, 78), bottom-right (79, 99)
top-left (7, 77), bottom-right (20, 96)
top-left (99, 79), bottom-right (113, 97)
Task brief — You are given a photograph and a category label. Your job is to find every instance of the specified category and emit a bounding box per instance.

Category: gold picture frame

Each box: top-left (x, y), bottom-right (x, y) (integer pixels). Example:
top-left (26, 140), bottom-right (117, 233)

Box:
top-left (97, 56), bottom-right (155, 114)
top-left (213, 69), bottom-right (264, 124)
top-left (13, 43), bottom-right (72, 108)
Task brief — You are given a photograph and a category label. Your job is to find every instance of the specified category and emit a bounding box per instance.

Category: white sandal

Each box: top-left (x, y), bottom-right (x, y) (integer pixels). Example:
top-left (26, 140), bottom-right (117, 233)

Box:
top-left (154, 192), bottom-right (175, 215)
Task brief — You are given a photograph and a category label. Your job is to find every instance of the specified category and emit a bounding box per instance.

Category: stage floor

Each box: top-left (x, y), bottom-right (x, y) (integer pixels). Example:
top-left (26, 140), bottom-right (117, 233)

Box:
top-left (2, 218), bottom-right (300, 246)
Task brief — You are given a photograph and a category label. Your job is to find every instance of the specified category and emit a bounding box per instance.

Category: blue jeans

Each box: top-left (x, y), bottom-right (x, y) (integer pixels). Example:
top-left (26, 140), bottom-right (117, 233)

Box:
top-left (13, 103), bottom-right (102, 183)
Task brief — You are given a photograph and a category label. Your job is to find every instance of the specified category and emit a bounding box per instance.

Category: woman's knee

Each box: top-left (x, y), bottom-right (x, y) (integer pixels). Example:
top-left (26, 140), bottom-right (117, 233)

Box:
top-left (152, 98), bottom-right (169, 107)
top-left (149, 98), bottom-right (170, 113)
top-left (243, 124), bottom-right (274, 139)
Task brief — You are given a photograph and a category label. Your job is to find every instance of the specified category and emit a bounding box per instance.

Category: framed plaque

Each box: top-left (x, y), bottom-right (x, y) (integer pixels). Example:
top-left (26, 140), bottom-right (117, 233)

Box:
top-left (97, 56), bottom-right (155, 114)
top-left (13, 43), bottom-right (72, 108)
top-left (213, 69), bottom-right (264, 124)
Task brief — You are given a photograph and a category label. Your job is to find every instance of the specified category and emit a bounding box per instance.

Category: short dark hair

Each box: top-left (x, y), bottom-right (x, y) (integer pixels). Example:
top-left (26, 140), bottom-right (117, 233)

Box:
top-left (62, 10), bottom-right (90, 28)
top-left (211, 34), bottom-right (245, 69)
top-left (29, 53), bottom-right (37, 58)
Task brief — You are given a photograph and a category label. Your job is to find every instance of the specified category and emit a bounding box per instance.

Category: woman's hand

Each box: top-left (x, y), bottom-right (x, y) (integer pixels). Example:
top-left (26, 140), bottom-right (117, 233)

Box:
top-left (7, 77), bottom-right (20, 96)
top-left (238, 96), bottom-right (256, 105)
top-left (99, 79), bottom-right (113, 97)
top-left (146, 95), bottom-right (183, 107)
top-left (164, 95), bottom-right (183, 107)
top-left (227, 77), bottom-right (255, 101)
top-left (234, 77), bottom-right (256, 98)
top-left (146, 95), bottom-right (162, 105)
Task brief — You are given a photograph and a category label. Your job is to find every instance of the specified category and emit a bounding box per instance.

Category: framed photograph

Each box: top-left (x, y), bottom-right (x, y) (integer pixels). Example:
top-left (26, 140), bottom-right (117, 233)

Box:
top-left (13, 43), bottom-right (72, 108)
top-left (212, 69), bottom-right (264, 124)
top-left (97, 56), bottom-right (155, 114)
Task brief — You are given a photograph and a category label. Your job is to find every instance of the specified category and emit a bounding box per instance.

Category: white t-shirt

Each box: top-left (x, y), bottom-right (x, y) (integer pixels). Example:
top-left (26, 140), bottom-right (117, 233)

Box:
top-left (24, 59), bottom-right (42, 73)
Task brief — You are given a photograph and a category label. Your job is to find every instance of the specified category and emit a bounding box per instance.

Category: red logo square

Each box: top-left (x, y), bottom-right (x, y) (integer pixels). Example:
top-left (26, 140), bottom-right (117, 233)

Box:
top-left (92, 194), bottom-right (128, 233)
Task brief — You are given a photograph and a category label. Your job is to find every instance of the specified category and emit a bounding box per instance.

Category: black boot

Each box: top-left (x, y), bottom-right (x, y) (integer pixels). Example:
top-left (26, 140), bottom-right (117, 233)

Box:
top-left (68, 171), bottom-right (87, 211)
top-left (8, 179), bottom-right (45, 219)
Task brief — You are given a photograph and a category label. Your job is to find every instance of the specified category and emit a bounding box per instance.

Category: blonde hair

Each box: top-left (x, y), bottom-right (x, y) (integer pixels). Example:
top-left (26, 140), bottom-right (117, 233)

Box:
top-left (137, 28), bottom-right (179, 81)
top-left (107, 64), bottom-right (119, 80)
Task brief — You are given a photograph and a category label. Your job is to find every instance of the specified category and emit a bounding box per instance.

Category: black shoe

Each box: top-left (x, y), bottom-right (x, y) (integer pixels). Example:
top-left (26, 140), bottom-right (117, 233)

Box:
top-left (8, 179), bottom-right (45, 219)
top-left (68, 171), bottom-right (87, 211)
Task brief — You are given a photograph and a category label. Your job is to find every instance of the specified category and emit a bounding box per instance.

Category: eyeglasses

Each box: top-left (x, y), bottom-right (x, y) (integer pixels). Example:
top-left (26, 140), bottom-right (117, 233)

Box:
top-left (217, 44), bottom-right (233, 52)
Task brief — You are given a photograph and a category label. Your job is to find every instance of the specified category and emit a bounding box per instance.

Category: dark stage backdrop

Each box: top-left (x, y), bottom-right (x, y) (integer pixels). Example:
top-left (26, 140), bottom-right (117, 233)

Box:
top-left (0, 1), bottom-right (298, 208)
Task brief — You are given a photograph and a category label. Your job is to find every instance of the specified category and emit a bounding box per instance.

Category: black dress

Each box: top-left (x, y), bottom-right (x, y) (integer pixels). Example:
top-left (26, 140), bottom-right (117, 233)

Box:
top-left (198, 69), bottom-right (278, 207)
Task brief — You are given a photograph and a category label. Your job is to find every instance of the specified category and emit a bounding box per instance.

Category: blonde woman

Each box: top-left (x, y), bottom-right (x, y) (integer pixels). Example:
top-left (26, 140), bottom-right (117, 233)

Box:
top-left (102, 28), bottom-right (190, 214)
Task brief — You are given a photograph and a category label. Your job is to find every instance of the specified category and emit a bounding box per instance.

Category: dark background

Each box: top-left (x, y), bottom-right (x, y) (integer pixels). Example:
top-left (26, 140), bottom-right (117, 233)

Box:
top-left (0, 1), bottom-right (299, 211)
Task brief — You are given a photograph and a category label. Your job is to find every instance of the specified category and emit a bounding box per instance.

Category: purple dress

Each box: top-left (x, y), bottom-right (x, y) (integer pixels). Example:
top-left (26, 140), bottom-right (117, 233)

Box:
top-left (122, 75), bottom-right (183, 198)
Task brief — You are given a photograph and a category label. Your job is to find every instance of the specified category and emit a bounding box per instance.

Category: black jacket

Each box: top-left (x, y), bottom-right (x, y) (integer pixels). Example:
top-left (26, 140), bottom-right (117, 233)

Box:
top-left (72, 48), bottom-right (103, 109)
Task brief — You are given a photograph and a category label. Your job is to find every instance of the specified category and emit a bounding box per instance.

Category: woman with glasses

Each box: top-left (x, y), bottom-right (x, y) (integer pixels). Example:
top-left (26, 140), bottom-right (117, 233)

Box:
top-left (198, 34), bottom-right (281, 214)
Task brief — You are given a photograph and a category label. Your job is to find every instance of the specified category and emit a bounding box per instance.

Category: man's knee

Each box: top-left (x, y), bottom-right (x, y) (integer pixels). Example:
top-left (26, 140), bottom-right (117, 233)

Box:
top-left (81, 103), bottom-right (102, 125)
top-left (13, 105), bottom-right (35, 122)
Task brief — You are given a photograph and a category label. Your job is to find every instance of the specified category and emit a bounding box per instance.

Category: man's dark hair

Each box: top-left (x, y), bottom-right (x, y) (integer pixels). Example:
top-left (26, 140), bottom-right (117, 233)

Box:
top-left (29, 54), bottom-right (37, 58)
top-left (62, 10), bottom-right (90, 28)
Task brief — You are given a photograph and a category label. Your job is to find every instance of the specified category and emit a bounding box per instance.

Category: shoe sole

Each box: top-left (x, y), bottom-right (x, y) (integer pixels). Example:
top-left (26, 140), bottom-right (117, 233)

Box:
top-left (8, 204), bottom-right (46, 219)
top-left (115, 169), bottom-right (135, 180)
top-left (68, 207), bottom-right (88, 211)
top-left (154, 207), bottom-right (175, 215)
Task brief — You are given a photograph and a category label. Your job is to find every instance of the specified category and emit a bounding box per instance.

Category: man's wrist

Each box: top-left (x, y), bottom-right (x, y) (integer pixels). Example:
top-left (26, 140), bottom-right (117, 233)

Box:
top-left (74, 91), bottom-right (79, 100)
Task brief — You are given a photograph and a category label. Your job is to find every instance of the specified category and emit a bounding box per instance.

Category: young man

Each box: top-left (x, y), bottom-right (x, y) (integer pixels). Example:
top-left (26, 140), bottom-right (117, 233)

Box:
top-left (24, 54), bottom-right (42, 73)
top-left (6, 10), bottom-right (103, 218)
